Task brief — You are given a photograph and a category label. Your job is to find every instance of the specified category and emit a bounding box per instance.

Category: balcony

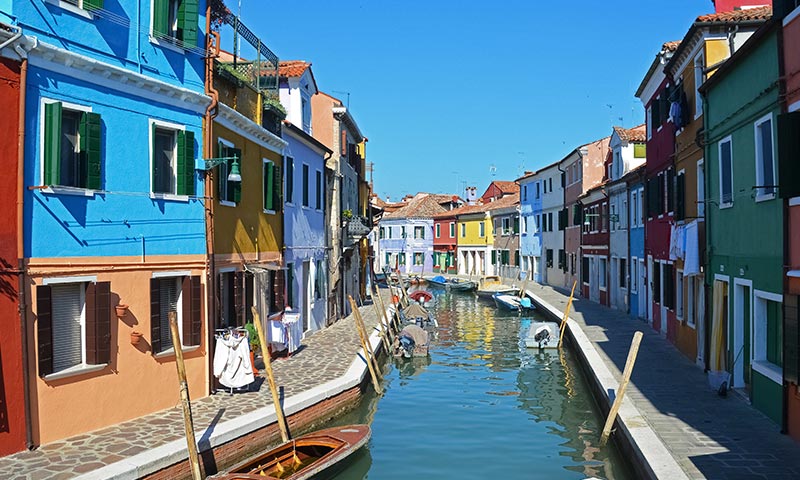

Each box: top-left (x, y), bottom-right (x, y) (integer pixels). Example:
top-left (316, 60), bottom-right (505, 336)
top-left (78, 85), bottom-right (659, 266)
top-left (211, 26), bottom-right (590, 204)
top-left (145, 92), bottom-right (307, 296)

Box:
top-left (345, 215), bottom-right (371, 243)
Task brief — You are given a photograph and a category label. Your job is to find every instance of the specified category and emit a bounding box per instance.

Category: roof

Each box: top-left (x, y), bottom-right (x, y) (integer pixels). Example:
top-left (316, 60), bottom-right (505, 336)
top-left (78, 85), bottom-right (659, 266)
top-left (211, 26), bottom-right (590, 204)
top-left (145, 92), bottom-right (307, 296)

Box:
top-left (436, 192), bottom-right (519, 218)
top-left (515, 159), bottom-right (561, 182)
top-left (635, 41), bottom-right (682, 98)
top-left (278, 60), bottom-right (311, 77)
top-left (613, 124), bottom-right (646, 143)
top-left (696, 6), bottom-right (772, 23)
top-left (282, 120), bottom-right (332, 155)
top-left (662, 41), bottom-right (681, 52)
top-left (492, 181), bottom-right (519, 195)
top-left (383, 195), bottom-right (447, 219)
top-left (483, 192), bottom-right (520, 213)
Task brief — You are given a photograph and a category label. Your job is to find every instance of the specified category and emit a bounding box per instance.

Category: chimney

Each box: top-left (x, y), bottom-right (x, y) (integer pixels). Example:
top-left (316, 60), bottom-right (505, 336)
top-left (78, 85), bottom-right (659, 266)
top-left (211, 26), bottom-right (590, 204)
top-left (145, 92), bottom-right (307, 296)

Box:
top-left (465, 186), bottom-right (478, 205)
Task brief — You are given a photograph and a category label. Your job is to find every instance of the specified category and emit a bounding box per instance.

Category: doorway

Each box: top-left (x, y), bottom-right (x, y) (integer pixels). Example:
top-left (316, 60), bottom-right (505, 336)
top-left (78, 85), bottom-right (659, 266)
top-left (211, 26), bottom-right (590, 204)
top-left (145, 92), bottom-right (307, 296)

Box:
top-left (590, 257), bottom-right (600, 303)
top-left (638, 259), bottom-right (647, 319)
top-left (302, 261), bottom-right (311, 332)
top-left (733, 279), bottom-right (752, 389)
top-left (647, 256), bottom-right (654, 324)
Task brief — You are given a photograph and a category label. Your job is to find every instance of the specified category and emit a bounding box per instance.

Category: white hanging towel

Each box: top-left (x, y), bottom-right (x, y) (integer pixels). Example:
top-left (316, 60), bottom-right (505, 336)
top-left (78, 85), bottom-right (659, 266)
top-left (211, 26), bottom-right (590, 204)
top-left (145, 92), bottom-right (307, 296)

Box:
top-left (268, 313), bottom-right (288, 351)
top-left (284, 312), bottom-right (303, 354)
top-left (683, 220), bottom-right (700, 276)
top-left (214, 335), bottom-right (254, 389)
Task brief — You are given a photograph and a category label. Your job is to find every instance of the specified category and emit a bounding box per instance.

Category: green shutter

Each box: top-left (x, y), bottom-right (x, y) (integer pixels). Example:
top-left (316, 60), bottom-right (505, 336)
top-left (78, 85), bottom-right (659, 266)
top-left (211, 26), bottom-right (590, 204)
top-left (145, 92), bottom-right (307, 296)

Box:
top-left (44, 102), bottom-right (62, 186)
top-left (778, 112), bottom-right (800, 198)
top-left (79, 111), bottom-right (102, 190)
top-left (513, 217), bottom-right (519, 234)
top-left (231, 148), bottom-right (242, 203)
top-left (153, 0), bottom-right (169, 37)
top-left (273, 163), bottom-right (282, 211)
top-left (265, 161), bottom-right (275, 210)
top-left (491, 250), bottom-right (497, 264)
top-left (302, 164), bottom-right (309, 206)
top-left (152, 123), bottom-right (159, 192)
top-left (217, 141), bottom-right (226, 200)
top-left (177, 0), bottom-right (199, 47)
top-left (176, 130), bottom-right (195, 196)
top-left (83, 0), bottom-right (103, 10)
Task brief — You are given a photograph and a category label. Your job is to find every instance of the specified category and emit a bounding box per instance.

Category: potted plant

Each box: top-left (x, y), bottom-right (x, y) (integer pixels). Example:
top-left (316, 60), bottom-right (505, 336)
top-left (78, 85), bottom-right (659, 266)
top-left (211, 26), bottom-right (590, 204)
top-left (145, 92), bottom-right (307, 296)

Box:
top-left (244, 322), bottom-right (261, 375)
top-left (115, 304), bottom-right (129, 318)
top-left (342, 209), bottom-right (353, 221)
top-left (262, 91), bottom-right (287, 119)
top-left (130, 331), bottom-right (143, 345)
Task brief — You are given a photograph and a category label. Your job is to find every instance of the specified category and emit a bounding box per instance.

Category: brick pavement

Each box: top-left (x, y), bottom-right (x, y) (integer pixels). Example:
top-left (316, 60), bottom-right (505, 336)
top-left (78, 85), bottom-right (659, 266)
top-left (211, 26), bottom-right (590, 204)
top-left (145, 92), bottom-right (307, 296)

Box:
top-left (526, 282), bottom-right (800, 480)
top-left (0, 295), bottom-right (389, 480)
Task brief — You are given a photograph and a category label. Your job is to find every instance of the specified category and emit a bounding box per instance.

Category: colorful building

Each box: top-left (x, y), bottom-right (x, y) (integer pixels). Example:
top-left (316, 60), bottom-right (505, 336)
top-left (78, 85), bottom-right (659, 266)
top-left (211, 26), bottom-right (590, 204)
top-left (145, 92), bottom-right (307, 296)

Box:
top-left (702, 14), bottom-right (782, 423)
top-left (433, 209), bottom-right (459, 274)
top-left (777, 0), bottom-right (800, 442)
top-left (580, 183), bottom-right (610, 306)
top-left (0, 24), bottom-right (34, 455)
top-left (487, 193), bottom-right (521, 276)
top-left (517, 170), bottom-right (541, 282)
top-left (517, 162), bottom-right (564, 285)
top-left (627, 167), bottom-right (647, 320)
top-left (455, 204), bottom-right (493, 277)
top-left (16, 0), bottom-right (211, 445)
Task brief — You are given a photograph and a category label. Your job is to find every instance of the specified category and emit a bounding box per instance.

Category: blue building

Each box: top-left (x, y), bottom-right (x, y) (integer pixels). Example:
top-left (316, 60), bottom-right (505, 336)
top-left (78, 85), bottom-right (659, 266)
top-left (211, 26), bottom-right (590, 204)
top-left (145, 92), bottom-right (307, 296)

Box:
top-left (13, 0), bottom-right (211, 446)
top-left (628, 172), bottom-right (646, 320)
top-left (280, 61), bottom-right (331, 335)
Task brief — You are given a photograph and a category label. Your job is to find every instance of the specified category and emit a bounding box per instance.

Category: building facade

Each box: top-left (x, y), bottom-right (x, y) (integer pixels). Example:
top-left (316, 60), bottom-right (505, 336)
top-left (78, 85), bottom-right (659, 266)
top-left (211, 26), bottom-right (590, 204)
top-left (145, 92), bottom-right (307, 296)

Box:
top-left (433, 211), bottom-right (458, 274)
top-left (627, 169), bottom-right (647, 320)
top-left (487, 193), bottom-right (520, 276)
top-left (517, 172), bottom-right (541, 282)
top-left (580, 185), bottom-right (610, 306)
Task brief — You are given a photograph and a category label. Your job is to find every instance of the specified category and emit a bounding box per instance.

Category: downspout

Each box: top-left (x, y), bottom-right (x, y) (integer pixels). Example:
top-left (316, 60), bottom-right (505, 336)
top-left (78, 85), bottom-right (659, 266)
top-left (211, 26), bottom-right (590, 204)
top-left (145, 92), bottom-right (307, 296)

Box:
top-left (557, 162), bottom-right (567, 285)
top-left (204, 8), bottom-right (220, 395)
top-left (777, 19), bottom-right (789, 436)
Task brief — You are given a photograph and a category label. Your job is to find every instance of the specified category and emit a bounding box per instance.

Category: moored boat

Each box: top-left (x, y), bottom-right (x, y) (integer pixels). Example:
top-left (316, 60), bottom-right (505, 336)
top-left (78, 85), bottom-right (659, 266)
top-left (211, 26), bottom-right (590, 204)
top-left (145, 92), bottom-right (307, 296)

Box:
top-left (447, 278), bottom-right (477, 292)
top-left (426, 275), bottom-right (448, 288)
top-left (476, 275), bottom-right (519, 299)
top-left (408, 290), bottom-right (434, 307)
top-left (401, 302), bottom-right (437, 329)
top-left (392, 324), bottom-right (430, 358)
top-left (211, 425), bottom-right (371, 480)
top-left (493, 292), bottom-right (534, 311)
top-left (524, 321), bottom-right (561, 349)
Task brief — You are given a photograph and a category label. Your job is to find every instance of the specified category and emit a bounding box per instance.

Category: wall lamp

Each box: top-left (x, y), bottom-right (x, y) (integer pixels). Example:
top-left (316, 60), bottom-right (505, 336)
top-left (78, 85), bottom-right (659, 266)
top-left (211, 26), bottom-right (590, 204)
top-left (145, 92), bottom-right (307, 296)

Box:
top-left (197, 156), bottom-right (242, 182)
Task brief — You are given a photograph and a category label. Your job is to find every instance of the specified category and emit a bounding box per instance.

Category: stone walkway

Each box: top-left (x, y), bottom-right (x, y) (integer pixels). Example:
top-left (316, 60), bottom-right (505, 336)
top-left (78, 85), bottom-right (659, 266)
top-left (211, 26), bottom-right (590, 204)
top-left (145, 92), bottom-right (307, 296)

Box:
top-left (0, 295), bottom-right (389, 480)
top-left (526, 282), bottom-right (800, 480)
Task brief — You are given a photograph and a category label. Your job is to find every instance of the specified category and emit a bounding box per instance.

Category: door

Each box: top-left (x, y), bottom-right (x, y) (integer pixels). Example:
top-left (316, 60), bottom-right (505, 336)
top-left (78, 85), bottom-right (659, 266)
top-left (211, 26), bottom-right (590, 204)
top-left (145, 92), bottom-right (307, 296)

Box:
top-left (696, 277), bottom-right (706, 366)
top-left (302, 261), bottom-right (311, 332)
top-left (638, 259), bottom-right (646, 319)
top-left (610, 258), bottom-right (618, 309)
top-left (660, 262), bottom-right (667, 335)
top-left (590, 257), bottom-right (600, 303)
top-left (733, 280), bottom-right (752, 389)
top-left (647, 256), bottom-right (654, 324)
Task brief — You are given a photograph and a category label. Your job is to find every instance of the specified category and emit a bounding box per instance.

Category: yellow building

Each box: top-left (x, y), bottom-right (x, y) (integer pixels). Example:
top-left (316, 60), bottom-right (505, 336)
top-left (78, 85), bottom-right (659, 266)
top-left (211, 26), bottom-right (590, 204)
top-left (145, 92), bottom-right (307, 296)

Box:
top-left (455, 204), bottom-right (492, 276)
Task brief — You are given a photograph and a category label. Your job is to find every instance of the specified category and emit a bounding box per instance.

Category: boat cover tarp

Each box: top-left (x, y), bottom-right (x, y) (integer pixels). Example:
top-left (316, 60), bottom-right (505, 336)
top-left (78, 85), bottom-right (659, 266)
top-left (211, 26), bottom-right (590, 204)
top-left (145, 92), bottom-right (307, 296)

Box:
top-left (403, 303), bottom-right (429, 318)
top-left (431, 275), bottom-right (446, 283)
top-left (399, 324), bottom-right (429, 346)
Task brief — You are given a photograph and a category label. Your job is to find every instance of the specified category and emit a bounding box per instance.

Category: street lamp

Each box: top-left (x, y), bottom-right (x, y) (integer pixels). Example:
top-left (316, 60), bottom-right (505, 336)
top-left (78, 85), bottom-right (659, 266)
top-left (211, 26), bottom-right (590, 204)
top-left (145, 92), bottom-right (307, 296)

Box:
top-left (198, 155), bottom-right (242, 183)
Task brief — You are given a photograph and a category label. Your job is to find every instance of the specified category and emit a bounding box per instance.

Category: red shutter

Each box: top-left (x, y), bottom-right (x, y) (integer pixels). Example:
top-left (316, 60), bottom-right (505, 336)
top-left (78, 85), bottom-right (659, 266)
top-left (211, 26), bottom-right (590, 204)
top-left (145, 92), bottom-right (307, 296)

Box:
top-left (273, 269), bottom-right (286, 311)
top-left (150, 278), bottom-right (162, 354)
top-left (84, 281), bottom-right (110, 365)
top-left (37, 285), bottom-right (54, 377)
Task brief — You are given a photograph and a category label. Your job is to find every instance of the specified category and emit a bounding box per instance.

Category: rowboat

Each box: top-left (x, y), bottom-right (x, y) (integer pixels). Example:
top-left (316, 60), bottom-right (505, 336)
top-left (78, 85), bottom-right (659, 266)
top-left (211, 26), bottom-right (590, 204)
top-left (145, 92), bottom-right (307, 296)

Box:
top-left (211, 425), bottom-right (370, 480)
top-left (408, 289), bottom-right (434, 307)
top-left (447, 278), bottom-right (477, 292)
top-left (392, 324), bottom-right (431, 358)
top-left (524, 321), bottom-right (561, 349)
top-left (476, 276), bottom-right (519, 299)
top-left (425, 275), bottom-right (448, 288)
top-left (401, 303), bottom-right (437, 329)
top-left (493, 292), bottom-right (534, 311)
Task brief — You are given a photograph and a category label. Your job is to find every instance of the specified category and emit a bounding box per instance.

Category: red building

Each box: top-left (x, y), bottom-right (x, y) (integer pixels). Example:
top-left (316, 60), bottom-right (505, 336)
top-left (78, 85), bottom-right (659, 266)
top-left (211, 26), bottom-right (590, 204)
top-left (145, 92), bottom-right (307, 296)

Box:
top-left (580, 184), bottom-right (610, 306)
top-left (481, 180), bottom-right (518, 203)
top-left (433, 211), bottom-right (458, 273)
top-left (0, 35), bottom-right (29, 455)
top-left (636, 41), bottom-right (679, 338)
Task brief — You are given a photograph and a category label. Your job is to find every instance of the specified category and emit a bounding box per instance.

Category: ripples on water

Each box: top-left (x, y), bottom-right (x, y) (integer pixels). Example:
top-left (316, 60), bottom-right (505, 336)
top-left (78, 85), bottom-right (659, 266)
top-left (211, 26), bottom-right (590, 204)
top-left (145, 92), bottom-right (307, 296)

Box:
top-left (329, 289), bottom-right (632, 479)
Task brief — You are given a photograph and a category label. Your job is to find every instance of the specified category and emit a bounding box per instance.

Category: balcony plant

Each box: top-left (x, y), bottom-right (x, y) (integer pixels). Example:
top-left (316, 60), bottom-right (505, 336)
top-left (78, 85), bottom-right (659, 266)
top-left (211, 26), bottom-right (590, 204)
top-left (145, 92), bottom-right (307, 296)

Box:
top-left (262, 91), bottom-right (286, 118)
top-left (342, 209), bottom-right (353, 221)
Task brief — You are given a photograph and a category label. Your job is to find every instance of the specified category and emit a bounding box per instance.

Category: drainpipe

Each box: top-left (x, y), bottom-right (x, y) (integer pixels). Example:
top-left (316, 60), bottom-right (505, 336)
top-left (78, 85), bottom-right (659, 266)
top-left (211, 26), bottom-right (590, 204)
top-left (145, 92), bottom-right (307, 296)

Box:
top-left (777, 20), bottom-right (789, 436)
top-left (204, 8), bottom-right (220, 395)
top-left (557, 162), bottom-right (567, 285)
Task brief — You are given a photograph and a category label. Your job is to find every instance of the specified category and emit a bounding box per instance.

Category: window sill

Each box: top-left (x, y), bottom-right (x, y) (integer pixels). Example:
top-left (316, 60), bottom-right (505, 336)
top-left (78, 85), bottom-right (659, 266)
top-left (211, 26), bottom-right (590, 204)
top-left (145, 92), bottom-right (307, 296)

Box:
top-left (42, 186), bottom-right (97, 197)
top-left (219, 200), bottom-right (237, 208)
top-left (263, 209), bottom-right (277, 215)
top-left (755, 194), bottom-right (776, 203)
top-left (752, 360), bottom-right (782, 385)
top-left (302, 205), bottom-right (311, 210)
top-left (46, 0), bottom-right (94, 20)
top-left (719, 202), bottom-right (734, 210)
top-left (149, 35), bottom-right (186, 54)
top-left (686, 321), bottom-right (696, 330)
top-left (44, 363), bottom-right (107, 381)
top-left (150, 193), bottom-right (190, 202)
top-left (154, 345), bottom-right (201, 359)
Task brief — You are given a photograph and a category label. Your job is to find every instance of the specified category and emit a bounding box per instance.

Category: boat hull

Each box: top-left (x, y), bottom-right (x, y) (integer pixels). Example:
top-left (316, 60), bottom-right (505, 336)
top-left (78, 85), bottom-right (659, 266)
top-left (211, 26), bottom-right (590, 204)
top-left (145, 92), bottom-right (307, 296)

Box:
top-left (211, 425), bottom-right (370, 480)
top-left (524, 321), bottom-right (561, 349)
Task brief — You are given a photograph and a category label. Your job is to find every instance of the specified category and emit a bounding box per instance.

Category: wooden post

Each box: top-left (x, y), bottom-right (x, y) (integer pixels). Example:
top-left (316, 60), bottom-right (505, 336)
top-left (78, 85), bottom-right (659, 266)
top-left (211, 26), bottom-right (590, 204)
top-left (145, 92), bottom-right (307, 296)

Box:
top-left (251, 307), bottom-right (290, 442)
top-left (348, 296), bottom-right (383, 394)
top-left (348, 296), bottom-right (382, 379)
top-left (599, 331), bottom-right (643, 447)
top-left (371, 286), bottom-right (391, 351)
top-left (168, 312), bottom-right (203, 480)
top-left (373, 286), bottom-right (395, 340)
top-left (557, 281), bottom-right (578, 348)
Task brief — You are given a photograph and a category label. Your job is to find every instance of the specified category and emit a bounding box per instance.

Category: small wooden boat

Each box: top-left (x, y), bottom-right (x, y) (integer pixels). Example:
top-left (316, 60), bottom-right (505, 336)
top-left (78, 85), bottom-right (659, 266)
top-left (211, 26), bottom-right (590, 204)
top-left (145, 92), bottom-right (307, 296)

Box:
top-left (211, 425), bottom-right (371, 480)
top-left (392, 324), bottom-right (430, 358)
top-left (476, 276), bottom-right (519, 299)
top-left (426, 275), bottom-right (448, 288)
top-left (524, 321), bottom-right (561, 349)
top-left (401, 303), bottom-right (437, 329)
top-left (493, 292), bottom-right (534, 311)
top-left (447, 278), bottom-right (477, 292)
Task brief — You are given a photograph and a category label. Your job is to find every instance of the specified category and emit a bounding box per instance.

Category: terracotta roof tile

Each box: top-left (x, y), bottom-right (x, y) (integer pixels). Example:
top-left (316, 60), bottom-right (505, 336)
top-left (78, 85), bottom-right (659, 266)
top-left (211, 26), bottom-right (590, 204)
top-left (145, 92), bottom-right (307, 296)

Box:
top-left (493, 181), bottom-right (519, 194)
top-left (613, 124), bottom-right (646, 143)
top-left (278, 60), bottom-right (311, 78)
top-left (696, 6), bottom-right (771, 23)
top-left (384, 195), bottom-right (447, 219)
top-left (483, 192), bottom-right (520, 212)
top-left (662, 41), bottom-right (681, 52)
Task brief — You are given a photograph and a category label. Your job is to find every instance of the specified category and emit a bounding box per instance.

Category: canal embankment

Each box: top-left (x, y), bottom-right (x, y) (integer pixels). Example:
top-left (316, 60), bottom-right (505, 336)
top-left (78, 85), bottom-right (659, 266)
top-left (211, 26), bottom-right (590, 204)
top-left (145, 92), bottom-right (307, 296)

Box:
top-left (0, 293), bottom-right (392, 480)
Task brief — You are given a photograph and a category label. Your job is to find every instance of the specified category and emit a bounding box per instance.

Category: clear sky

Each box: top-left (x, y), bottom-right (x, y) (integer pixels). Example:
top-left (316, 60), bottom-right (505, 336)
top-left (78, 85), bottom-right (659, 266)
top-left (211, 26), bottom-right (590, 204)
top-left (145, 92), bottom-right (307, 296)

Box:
top-left (238, 0), bottom-right (711, 201)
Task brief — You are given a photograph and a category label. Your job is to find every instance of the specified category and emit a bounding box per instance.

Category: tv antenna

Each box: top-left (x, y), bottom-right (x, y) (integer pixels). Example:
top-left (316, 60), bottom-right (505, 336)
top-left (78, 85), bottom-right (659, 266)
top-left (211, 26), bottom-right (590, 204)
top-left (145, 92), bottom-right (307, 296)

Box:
top-left (489, 164), bottom-right (497, 177)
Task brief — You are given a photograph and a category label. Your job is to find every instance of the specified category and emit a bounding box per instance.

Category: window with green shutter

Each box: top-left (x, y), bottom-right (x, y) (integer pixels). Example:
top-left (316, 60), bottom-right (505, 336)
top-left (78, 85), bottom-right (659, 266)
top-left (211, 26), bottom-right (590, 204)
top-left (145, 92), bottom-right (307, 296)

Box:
top-left (264, 160), bottom-right (274, 211)
top-left (285, 157), bottom-right (294, 203)
top-left (216, 142), bottom-right (240, 203)
top-left (315, 170), bottom-right (322, 210)
top-left (153, 0), bottom-right (198, 48)
top-left (176, 130), bottom-right (195, 196)
top-left (43, 102), bottom-right (103, 190)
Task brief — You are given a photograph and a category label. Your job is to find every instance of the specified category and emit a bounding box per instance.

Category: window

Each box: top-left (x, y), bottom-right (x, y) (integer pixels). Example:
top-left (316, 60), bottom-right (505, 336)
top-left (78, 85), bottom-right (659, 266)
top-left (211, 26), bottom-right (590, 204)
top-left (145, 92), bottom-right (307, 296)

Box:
top-left (479, 222), bottom-right (485, 237)
top-left (388, 227), bottom-right (393, 239)
top-left (36, 280), bottom-right (111, 377)
top-left (697, 161), bottom-right (705, 218)
top-left (676, 270), bottom-right (684, 319)
top-left (653, 262), bottom-right (661, 304)
top-left (414, 252), bottom-right (424, 266)
top-left (535, 182), bottom-right (541, 199)
top-left (630, 257), bottom-right (638, 294)
top-left (646, 105), bottom-right (652, 140)
top-left (435, 224), bottom-right (441, 238)
top-left (523, 185), bottom-right (527, 201)
top-left (687, 276), bottom-right (696, 327)
top-left (216, 140), bottom-right (240, 203)
top-left (401, 226), bottom-right (407, 238)
top-left (149, 275), bottom-right (201, 355)
top-left (558, 249), bottom-right (566, 271)
top-left (548, 212), bottom-right (553, 232)
top-left (380, 227), bottom-right (385, 239)
top-left (285, 157), bottom-right (294, 203)
top-left (286, 263), bottom-right (294, 308)
top-left (664, 263), bottom-right (674, 310)
top-left (610, 203), bottom-right (616, 232)
top-left (450, 222), bottom-right (455, 237)
top-left (753, 291), bottom-right (783, 380)
top-left (302, 164), bottom-right (309, 207)
top-left (314, 259), bottom-right (325, 300)
top-left (262, 159), bottom-right (282, 212)
top-left (57, 0), bottom-right (104, 12)
top-left (694, 53), bottom-right (704, 118)
top-left (414, 226), bottom-right (425, 239)
top-left (620, 258), bottom-right (627, 289)
top-left (754, 115), bottom-right (776, 199)
top-left (43, 101), bottom-right (103, 190)
top-left (546, 249), bottom-right (553, 268)
top-left (582, 256), bottom-right (589, 284)
top-left (631, 190), bottom-right (639, 227)
top-left (549, 178), bottom-right (553, 192)
top-left (676, 171), bottom-right (686, 220)
top-left (301, 95), bottom-right (311, 133)
top-left (718, 137), bottom-right (733, 206)
top-left (398, 253), bottom-right (406, 265)
top-left (315, 170), bottom-right (322, 209)
top-left (460, 223), bottom-right (466, 237)
top-left (152, 0), bottom-right (199, 48)
top-left (599, 258), bottom-right (607, 289)
top-left (502, 217), bottom-right (511, 235)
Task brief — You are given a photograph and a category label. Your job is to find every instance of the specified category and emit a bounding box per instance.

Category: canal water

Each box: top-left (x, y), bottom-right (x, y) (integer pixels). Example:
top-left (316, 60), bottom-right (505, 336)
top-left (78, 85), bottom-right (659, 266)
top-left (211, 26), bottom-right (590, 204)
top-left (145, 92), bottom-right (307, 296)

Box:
top-left (328, 289), bottom-right (633, 479)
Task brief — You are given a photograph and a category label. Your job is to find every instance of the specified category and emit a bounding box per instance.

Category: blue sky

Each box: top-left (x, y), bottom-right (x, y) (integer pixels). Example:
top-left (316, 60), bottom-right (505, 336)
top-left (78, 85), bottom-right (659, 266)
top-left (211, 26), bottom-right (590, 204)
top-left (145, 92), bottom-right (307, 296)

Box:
top-left (239, 0), bottom-right (711, 201)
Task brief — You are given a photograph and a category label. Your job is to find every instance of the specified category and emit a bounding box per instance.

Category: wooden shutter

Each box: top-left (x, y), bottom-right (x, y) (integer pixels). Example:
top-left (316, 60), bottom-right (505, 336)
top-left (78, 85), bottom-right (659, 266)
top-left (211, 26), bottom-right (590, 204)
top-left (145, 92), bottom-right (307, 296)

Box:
top-left (286, 265), bottom-right (294, 308)
top-left (667, 169), bottom-right (675, 213)
top-left (153, 0), bottom-right (169, 37)
top-left (778, 112), bottom-right (800, 198)
top-left (79, 111), bottom-right (102, 190)
top-left (513, 216), bottom-right (519, 234)
top-left (177, 0), bottom-right (199, 47)
top-left (152, 123), bottom-right (159, 193)
top-left (784, 294), bottom-right (799, 384)
top-left (676, 173), bottom-right (686, 220)
top-left (273, 269), bottom-right (286, 311)
top-left (150, 278), bottom-right (162, 354)
top-left (44, 102), bottom-right (62, 186)
top-left (176, 130), bottom-right (195, 196)
top-left (265, 161), bottom-right (275, 210)
top-left (273, 163), bottom-right (282, 212)
top-left (316, 170), bottom-right (322, 209)
top-left (234, 271), bottom-right (244, 326)
top-left (491, 250), bottom-right (497, 264)
top-left (85, 281), bottom-right (111, 365)
top-left (302, 164), bottom-right (309, 206)
top-left (83, 0), bottom-right (103, 10)
top-left (37, 285), bottom-right (54, 377)
top-left (231, 147), bottom-right (242, 204)
top-left (182, 276), bottom-right (201, 346)
top-left (285, 158), bottom-right (293, 203)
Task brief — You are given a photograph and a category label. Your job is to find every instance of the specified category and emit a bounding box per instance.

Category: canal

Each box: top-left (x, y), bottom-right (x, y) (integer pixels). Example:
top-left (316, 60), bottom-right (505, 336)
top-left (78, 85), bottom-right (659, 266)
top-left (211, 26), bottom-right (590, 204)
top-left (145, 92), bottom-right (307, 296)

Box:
top-left (328, 289), bottom-right (633, 479)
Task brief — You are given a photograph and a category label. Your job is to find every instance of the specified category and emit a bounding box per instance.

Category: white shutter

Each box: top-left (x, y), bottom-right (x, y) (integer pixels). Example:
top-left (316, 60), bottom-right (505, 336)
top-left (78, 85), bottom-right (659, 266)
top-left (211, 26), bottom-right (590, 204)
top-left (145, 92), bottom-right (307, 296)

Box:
top-left (160, 278), bottom-right (179, 349)
top-left (52, 283), bottom-right (83, 372)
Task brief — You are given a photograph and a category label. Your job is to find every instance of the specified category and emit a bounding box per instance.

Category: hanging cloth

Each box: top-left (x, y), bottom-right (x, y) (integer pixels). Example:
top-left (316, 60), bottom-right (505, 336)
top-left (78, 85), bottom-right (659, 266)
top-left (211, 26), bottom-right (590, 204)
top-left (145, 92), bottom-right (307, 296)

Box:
top-left (683, 221), bottom-right (700, 276)
top-left (214, 334), bottom-right (254, 389)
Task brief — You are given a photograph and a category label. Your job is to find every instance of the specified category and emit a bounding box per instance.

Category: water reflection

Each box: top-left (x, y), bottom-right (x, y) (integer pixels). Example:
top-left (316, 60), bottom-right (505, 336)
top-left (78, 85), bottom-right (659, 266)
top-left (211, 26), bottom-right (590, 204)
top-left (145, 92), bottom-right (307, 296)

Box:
top-left (328, 290), bottom-right (632, 479)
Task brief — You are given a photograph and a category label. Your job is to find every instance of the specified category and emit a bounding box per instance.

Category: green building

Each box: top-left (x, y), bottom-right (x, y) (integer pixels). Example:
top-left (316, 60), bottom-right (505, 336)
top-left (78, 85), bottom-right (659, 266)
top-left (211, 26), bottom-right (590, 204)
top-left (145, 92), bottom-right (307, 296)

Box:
top-left (701, 21), bottom-right (784, 424)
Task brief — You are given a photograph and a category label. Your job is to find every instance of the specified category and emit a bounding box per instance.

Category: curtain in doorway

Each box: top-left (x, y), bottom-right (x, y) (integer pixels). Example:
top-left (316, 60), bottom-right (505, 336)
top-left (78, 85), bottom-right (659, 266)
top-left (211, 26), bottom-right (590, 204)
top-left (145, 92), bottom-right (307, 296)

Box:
top-left (710, 280), bottom-right (728, 372)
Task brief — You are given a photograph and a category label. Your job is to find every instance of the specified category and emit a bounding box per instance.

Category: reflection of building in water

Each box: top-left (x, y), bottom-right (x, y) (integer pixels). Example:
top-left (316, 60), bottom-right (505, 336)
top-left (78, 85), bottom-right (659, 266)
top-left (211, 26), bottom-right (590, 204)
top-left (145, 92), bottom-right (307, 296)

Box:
top-left (516, 350), bottom-right (620, 479)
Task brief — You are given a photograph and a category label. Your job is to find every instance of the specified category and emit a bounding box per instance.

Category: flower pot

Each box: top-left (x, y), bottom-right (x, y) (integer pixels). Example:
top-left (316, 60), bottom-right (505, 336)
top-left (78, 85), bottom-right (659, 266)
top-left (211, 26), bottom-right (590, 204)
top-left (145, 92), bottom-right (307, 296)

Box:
top-left (115, 304), bottom-right (129, 318)
top-left (250, 351), bottom-right (260, 375)
top-left (130, 331), bottom-right (143, 345)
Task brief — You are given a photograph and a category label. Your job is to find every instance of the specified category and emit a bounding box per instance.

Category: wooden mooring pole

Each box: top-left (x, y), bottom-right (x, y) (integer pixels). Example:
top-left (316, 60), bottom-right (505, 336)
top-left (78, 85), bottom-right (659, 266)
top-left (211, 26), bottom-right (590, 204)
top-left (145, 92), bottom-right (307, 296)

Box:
top-left (348, 296), bottom-right (383, 394)
top-left (370, 285), bottom-right (391, 351)
top-left (168, 312), bottom-right (203, 480)
top-left (251, 307), bottom-right (291, 442)
top-left (599, 331), bottom-right (643, 447)
top-left (557, 281), bottom-right (578, 348)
